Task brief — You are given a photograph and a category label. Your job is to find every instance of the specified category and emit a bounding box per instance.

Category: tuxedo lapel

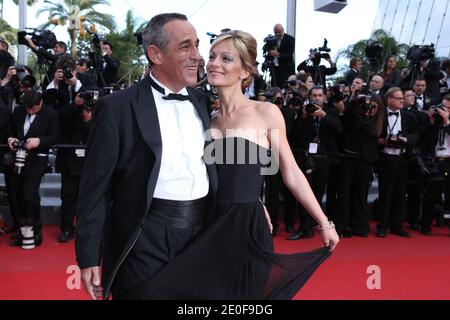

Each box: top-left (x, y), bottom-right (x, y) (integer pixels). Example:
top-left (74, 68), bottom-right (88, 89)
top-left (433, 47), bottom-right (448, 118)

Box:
top-left (132, 77), bottom-right (163, 157)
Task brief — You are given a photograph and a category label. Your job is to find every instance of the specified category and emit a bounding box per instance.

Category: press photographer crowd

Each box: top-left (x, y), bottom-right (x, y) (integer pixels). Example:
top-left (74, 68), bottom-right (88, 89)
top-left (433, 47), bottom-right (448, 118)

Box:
top-left (1, 22), bottom-right (450, 250)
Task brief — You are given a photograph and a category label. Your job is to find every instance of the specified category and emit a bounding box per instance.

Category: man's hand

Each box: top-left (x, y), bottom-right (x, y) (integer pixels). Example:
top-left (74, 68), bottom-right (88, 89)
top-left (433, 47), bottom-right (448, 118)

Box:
top-left (269, 49), bottom-right (280, 57)
top-left (81, 267), bottom-right (103, 300)
top-left (7, 138), bottom-right (19, 150)
top-left (438, 107), bottom-right (450, 126)
top-left (54, 69), bottom-right (64, 84)
top-left (312, 106), bottom-right (327, 119)
top-left (25, 138), bottom-right (40, 150)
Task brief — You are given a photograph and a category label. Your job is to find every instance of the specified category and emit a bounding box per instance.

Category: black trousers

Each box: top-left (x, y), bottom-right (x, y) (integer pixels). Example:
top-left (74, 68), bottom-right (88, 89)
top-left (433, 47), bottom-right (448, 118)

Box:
top-left (377, 156), bottom-right (407, 231)
top-left (111, 198), bottom-right (207, 300)
top-left (422, 159), bottom-right (450, 228)
top-left (336, 158), bottom-right (372, 234)
top-left (406, 161), bottom-right (424, 225)
top-left (60, 173), bottom-right (80, 233)
top-left (299, 157), bottom-right (332, 232)
top-left (6, 157), bottom-right (47, 228)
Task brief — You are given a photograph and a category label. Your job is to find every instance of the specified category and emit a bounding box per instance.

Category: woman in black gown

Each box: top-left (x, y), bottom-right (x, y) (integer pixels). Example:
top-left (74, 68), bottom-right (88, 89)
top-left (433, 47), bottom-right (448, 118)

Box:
top-left (125, 30), bottom-right (340, 300)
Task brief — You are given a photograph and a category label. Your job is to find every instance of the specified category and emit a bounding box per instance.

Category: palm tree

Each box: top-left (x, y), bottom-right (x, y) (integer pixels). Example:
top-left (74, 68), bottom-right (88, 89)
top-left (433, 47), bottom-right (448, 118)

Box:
top-left (0, 17), bottom-right (17, 45)
top-left (101, 10), bottom-right (146, 85)
top-left (36, 0), bottom-right (116, 57)
top-left (337, 29), bottom-right (411, 81)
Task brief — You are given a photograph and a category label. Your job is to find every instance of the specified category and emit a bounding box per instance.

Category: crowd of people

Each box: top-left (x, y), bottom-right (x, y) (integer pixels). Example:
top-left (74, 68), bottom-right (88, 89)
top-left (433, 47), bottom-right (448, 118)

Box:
top-left (1, 20), bottom-right (450, 253)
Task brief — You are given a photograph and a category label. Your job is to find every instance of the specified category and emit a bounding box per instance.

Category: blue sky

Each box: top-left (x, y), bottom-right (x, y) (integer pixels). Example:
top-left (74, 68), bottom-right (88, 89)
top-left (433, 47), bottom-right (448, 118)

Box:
top-left (3, 0), bottom-right (380, 70)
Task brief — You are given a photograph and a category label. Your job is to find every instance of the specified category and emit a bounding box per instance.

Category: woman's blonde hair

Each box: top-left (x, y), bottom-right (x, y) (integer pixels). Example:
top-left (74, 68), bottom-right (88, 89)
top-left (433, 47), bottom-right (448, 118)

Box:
top-left (211, 30), bottom-right (257, 89)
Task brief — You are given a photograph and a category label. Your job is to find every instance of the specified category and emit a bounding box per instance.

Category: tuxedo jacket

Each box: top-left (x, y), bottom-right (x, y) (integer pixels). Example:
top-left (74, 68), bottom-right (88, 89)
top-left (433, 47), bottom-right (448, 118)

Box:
top-left (378, 109), bottom-right (419, 158)
top-left (99, 55), bottom-right (120, 86)
top-left (9, 105), bottom-right (59, 175)
top-left (75, 76), bottom-right (218, 296)
top-left (276, 34), bottom-right (296, 76)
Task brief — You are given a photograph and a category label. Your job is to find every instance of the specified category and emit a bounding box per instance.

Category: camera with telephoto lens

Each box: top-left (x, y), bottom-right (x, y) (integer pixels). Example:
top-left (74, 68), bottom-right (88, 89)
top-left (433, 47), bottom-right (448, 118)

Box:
top-left (355, 94), bottom-right (377, 114)
top-left (63, 68), bottom-right (73, 80)
top-left (305, 100), bottom-right (319, 115)
top-left (17, 28), bottom-right (57, 49)
top-left (430, 103), bottom-right (446, 125)
top-left (407, 44), bottom-right (435, 65)
top-left (262, 34), bottom-right (278, 72)
top-left (13, 65), bottom-right (37, 88)
top-left (309, 38), bottom-right (331, 65)
top-left (329, 84), bottom-right (346, 103)
top-left (11, 140), bottom-right (27, 175)
top-left (365, 42), bottom-right (384, 68)
top-left (79, 90), bottom-right (99, 111)
top-left (288, 91), bottom-right (306, 108)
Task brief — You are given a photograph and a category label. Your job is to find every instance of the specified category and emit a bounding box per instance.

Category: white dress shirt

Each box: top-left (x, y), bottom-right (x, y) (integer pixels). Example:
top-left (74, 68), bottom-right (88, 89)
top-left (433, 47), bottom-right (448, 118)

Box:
top-left (150, 73), bottom-right (209, 201)
top-left (384, 107), bottom-right (402, 156)
top-left (24, 113), bottom-right (36, 136)
top-left (435, 127), bottom-right (450, 158)
top-left (415, 94), bottom-right (424, 110)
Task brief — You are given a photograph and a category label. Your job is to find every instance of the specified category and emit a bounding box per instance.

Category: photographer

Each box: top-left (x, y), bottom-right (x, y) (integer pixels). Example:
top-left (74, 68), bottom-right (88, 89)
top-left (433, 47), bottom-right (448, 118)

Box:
top-left (25, 37), bottom-right (68, 88)
top-left (420, 94), bottom-right (450, 234)
top-left (382, 55), bottom-right (402, 91)
top-left (266, 24), bottom-right (295, 88)
top-left (297, 42), bottom-right (337, 86)
top-left (1, 64), bottom-right (36, 112)
top-left (335, 94), bottom-right (383, 237)
top-left (6, 90), bottom-right (59, 249)
top-left (376, 87), bottom-right (419, 238)
top-left (57, 88), bottom-right (95, 242)
top-left (90, 40), bottom-right (120, 87)
top-left (287, 86), bottom-right (342, 240)
top-left (345, 57), bottom-right (362, 86)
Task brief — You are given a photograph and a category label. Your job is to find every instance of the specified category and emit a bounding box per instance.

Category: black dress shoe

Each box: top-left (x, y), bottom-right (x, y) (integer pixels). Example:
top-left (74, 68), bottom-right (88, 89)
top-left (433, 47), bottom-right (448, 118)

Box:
top-left (353, 232), bottom-right (369, 238)
top-left (287, 230), bottom-right (313, 240)
top-left (409, 223), bottom-right (420, 230)
top-left (390, 228), bottom-right (411, 238)
top-left (34, 229), bottom-right (43, 246)
top-left (420, 227), bottom-right (432, 235)
top-left (59, 230), bottom-right (74, 243)
top-left (376, 230), bottom-right (386, 238)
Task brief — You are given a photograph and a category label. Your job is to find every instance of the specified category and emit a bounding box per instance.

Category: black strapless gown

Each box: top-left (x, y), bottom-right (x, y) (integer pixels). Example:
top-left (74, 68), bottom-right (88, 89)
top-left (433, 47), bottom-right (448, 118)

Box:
top-left (125, 137), bottom-right (331, 300)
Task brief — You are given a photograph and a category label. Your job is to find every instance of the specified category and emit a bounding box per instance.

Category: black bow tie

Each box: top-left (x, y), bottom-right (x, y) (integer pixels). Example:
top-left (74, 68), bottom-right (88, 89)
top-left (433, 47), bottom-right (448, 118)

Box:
top-left (389, 111), bottom-right (399, 117)
top-left (163, 93), bottom-right (191, 102)
top-left (415, 96), bottom-right (423, 100)
top-left (148, 76), bottom-right (191, 102)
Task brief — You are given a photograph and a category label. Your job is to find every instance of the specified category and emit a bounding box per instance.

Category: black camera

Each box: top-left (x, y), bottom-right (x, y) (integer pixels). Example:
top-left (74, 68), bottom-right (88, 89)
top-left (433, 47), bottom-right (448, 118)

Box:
top-left (407, 44), bottom-right (435, 65)
top-left (79, 90), bottom-right (99, 111)
top-left (329, 84), bottom-right (346, 103)
top-left (261, 34), bottom-right (278, 72)
top-left (13, 65), bottom-right (37, 88)
top-left (289, 92), bottom-right (306, 108)
top-left (63, 68), bottom-right (73, 80)
top-left (12, 140), bottom-right (27, 175)
top-left (430, 103), bottom-right (446, 124)
top-left (305, 101), bottom-right (319, 115)
top-left (386, 132), bottom-right (407, 149)
top-left (365, 42), bottom-right (384, 68)
top-left (355, 94), bottom-right (376, 113)
top-left (18, 29), bottom-right (57, 50)
top-left (309, 38), bottom-right (331, 64)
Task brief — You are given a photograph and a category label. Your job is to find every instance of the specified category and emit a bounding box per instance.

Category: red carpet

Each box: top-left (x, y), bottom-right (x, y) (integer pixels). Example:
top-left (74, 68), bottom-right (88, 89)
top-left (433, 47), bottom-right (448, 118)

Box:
top-left (1, 224), bottom-right (449, 300)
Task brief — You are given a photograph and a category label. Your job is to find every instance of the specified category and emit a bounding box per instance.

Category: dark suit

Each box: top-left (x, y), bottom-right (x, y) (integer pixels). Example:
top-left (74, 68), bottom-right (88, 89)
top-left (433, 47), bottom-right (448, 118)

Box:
top-left (377, 110), bottom-right (419, 232)
top-left (297, 61), bottom-right (337, 86)
top-left (7, 105), bottom-right (59, 227)
top-left (289, 104), bottom-right (342, 232)
top-left (75, 77), bottom-right (218, 299)
top-left (272, 34), bottom-right (295, 88)
top-left (335, 103), bottom-right (378, 235)
top-left (344, 68), bottom-right (359, 86)
top-left (91, 53), bottom-right (120, 87)
top-left (383, 69), bottom-right (401, 92)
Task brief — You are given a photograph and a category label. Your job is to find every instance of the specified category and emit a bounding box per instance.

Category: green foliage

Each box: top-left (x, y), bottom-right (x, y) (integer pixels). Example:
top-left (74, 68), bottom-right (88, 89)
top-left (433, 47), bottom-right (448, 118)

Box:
top-left (336, 29), bottom-right (411, 81)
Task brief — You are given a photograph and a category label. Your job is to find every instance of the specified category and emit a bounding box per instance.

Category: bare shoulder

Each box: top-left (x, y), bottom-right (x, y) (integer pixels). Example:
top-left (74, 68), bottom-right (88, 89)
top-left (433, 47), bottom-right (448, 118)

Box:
top-left (255, 102), bottom-right (285, 126)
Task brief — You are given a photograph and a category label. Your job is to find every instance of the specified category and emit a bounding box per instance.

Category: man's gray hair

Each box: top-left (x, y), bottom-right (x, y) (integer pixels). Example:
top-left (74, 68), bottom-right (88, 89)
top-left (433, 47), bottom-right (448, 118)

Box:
top-left (142, 13), bottom-right (188, 65)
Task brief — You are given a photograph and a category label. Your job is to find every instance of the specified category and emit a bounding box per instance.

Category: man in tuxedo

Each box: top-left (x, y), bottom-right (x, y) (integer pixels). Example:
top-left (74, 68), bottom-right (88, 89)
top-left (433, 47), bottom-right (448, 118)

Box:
top-left (345, 57), bottom-right (362, 86)
top-left (288, 86), bottom-right (342, 240)
top-left (376, 87), bottom-right (419, 238)
top-left (7, 90), bottom-right (59, 248)
top-left (76, 13), bottom-right (218, 300)
top-left (268, 24), bottom-right (295, 88)
top-left (92, 40), bottom-right (120, 87)
top-left (413, 78), bottom-right (432, 111)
